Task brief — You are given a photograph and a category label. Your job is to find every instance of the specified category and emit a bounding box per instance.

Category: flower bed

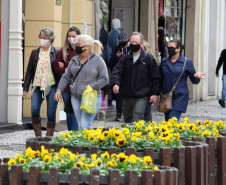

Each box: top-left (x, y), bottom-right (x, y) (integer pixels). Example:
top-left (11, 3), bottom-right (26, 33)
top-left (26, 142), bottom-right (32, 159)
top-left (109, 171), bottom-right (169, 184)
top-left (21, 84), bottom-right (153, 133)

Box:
top-left (0, 146), bottom-right (179, 185)
top-left (50, 118), bottom-right (226, 152)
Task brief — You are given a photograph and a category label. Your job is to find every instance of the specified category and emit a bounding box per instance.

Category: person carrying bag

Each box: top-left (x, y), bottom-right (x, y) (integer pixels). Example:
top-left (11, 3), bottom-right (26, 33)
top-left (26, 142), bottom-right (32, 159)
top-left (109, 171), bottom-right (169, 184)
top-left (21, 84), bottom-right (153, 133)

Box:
top-left (159, 58), bottom-right (187, 113)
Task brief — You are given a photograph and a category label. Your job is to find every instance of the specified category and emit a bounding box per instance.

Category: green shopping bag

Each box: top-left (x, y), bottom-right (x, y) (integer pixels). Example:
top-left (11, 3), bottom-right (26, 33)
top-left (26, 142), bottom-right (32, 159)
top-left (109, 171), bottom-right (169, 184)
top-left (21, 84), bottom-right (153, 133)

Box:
top-left (80, 85), bottom-right (97, 114)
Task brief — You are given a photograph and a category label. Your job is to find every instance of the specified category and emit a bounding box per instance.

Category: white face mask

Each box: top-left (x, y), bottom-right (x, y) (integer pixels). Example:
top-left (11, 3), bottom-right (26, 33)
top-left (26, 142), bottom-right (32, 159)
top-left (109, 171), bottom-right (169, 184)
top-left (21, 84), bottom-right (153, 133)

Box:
top-left (40, 39), bottom-right (50, 47)
top-left (68, 37), bottom-right (77, 44)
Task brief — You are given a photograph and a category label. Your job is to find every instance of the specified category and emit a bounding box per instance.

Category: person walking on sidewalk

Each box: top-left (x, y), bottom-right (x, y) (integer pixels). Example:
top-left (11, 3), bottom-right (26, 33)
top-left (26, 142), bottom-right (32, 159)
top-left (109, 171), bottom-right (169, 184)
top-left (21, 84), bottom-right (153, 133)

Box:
top-left (54, 26), bottom-right (80, 131)
top-left (109, 31), bottom-right (130, 121)
top-left (216, 49), bottom-right (226, 107)
top-left (23, 28), bottom-right (61, 137)
top-left (54, 35), bottom-right (109, 129)
top-left (111, 32), bottom-right (162, 123)
top-left (160, 39), bottom-right (204, 121)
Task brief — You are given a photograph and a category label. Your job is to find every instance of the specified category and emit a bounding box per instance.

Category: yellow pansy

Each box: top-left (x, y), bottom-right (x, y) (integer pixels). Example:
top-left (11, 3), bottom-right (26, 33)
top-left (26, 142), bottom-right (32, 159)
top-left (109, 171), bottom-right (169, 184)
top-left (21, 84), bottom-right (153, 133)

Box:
top-left (116, 138), bottom-right (126, 147)
top-left (43, 155), bottom-right (52, 163)
top-left (101, 151), bottom-right (110, 159)
top-left (117, 153), bottom-right (128, 163)
top-left (144, 156), bottom-right (152, 166)
top-left (8, 158), bottom-right (16, 166)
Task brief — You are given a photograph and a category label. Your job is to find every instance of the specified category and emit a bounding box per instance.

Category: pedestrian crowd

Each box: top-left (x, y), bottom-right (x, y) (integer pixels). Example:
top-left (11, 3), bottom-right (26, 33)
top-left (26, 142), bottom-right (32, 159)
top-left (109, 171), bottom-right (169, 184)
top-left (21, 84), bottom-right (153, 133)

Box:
top-left (23, 21), bottom-right (207, 137)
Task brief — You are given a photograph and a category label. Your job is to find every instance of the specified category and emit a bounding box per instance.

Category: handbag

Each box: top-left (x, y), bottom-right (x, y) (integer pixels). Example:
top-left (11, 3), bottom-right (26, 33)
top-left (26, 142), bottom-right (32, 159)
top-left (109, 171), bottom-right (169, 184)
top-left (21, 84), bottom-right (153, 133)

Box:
top-left (64, 56), bottom-right (90, 114)
top-left (159, 58), bottom-right (187, 113)
top-left (80, 85), bottom-right (97, 114)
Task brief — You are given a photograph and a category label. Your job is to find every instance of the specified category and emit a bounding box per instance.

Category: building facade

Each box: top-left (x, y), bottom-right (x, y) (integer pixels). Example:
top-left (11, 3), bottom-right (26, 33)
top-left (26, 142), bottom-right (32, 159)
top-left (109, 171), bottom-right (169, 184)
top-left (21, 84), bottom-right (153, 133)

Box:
top-left (0, 0), bottom-right (226, 124)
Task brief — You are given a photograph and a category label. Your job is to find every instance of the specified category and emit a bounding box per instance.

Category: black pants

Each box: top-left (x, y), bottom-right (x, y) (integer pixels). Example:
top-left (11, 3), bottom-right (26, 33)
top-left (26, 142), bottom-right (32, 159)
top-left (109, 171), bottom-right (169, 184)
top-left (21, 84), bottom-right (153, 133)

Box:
top-left (144, 100), bottom-right (152, 122)
top-left (115, 93), bottom-right (123, 113)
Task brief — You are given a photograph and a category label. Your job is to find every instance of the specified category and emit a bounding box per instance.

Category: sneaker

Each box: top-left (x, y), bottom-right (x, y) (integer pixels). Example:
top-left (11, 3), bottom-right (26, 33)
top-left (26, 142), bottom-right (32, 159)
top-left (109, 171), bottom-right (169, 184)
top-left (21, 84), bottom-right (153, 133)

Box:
top-left (114, 113), bottom-right (122, 121)
top-left (218, 99), bottom-right (225, 108)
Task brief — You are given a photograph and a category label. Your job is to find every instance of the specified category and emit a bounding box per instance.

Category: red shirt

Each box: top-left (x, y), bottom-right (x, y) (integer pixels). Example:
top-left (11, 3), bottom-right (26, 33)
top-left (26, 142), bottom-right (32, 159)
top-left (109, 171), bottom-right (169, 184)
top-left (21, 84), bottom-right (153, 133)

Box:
top-left (54, 47), bottom-right (77, 92)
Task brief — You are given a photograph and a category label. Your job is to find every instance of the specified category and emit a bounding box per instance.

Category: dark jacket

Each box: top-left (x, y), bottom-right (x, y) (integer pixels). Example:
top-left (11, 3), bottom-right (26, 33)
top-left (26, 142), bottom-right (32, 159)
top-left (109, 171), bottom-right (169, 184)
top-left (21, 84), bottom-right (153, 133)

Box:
top-left (160, 55), bottom-right (200, 113)
top-left (108, 45), bottom-right (131, 71)
top-left (54, 47), bottom-right (77, 92)
top-left (23, 46), bottom-right (60, 92)
top-left (111, 49), bottom-right (162, 98)
top-left (216, 49), bottom-right (226, 75)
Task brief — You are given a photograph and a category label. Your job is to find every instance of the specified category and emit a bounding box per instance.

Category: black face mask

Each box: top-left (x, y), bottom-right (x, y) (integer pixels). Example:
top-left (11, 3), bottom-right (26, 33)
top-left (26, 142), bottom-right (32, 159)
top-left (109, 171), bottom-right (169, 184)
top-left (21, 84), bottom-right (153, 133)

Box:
top-left (119, 41), bottom-right (127, 47)
top-left (76, 45), bottom-right (86, 55)
top-left (130, 44), bottom-right (141, 53)
top-left (168, 47), bottom-right (178, 57)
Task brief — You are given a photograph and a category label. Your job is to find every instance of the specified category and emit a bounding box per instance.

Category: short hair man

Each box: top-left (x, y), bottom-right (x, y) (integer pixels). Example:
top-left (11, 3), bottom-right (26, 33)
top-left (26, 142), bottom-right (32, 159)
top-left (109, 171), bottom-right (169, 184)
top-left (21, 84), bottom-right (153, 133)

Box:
top-left (111, 32), bottom-right (162, 123)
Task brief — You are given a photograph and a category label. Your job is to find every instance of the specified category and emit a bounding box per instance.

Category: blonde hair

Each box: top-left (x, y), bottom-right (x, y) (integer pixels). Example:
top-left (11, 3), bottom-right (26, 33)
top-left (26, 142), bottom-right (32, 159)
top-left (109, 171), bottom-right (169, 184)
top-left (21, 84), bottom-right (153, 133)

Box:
top-left (143, 41), bottom-right (153, 54)
top-left (77, 35), bottom-right (103, 56)
top-left (62, 27), bottom-right (81, 62)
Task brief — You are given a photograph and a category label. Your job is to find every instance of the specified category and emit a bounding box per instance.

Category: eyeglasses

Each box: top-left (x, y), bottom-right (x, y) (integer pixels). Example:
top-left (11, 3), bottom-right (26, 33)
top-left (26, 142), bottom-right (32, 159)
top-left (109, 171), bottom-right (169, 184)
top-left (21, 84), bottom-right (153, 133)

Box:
top-left (38, 36), bottom-right (49, 40)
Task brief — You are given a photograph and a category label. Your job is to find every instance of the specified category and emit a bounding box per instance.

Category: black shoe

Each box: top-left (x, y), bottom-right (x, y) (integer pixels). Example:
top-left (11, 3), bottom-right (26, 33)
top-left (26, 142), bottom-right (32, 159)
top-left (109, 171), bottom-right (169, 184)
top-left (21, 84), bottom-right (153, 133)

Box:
top-left (114, 113), bottom-right (122, 121)
top-left (218, 99), bottom-right (225, 108)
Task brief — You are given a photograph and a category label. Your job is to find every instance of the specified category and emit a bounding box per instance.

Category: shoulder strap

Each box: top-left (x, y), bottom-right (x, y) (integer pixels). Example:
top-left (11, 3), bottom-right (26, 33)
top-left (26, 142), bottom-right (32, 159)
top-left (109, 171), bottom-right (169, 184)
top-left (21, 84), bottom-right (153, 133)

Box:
top-left (172, 57), bottom-right (187, 91)
top-left (72, 54), bottom-right (95, 83)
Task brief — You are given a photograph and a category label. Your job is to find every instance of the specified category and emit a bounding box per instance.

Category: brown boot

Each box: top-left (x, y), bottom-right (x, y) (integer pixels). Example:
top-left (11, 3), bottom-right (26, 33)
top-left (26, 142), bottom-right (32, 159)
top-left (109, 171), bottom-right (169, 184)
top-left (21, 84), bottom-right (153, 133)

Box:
top-left (32, 118), bottom-right (42, 137)
top-left (46, 121), bottom-right (56, 136)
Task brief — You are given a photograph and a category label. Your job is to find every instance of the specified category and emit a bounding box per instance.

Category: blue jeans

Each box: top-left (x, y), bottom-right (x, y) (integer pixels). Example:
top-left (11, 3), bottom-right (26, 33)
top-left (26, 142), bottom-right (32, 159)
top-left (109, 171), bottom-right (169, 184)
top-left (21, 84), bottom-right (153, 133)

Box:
top-left (62, 91), bottom-right (78, 131)
top-left (164, 110), bottom-right (182, 122)
top-left (71, 93), bottom-right (102, 129)
top-left (31, 85), bottom-right (58, 122)
top-left (222, 75), bottom-right (226, 101)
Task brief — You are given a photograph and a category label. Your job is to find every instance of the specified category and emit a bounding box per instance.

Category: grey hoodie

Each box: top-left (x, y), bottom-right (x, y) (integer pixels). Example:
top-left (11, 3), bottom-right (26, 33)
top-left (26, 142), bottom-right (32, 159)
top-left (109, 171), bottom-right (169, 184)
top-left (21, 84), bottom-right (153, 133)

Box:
top-left (56, 53), bottom-right (109, 99)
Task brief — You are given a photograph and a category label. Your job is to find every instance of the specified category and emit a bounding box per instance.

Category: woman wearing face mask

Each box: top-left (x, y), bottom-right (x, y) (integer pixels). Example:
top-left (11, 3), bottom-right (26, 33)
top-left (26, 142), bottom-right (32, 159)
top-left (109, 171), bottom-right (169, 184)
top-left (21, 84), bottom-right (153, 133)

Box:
top-left (160, 39), bottom-right (205, 121)
top-left (54, 27), bottom-right (81, 131)
top-left (23, 28), bottom-right (61, 137)
top-left (54, 35), bottom-right (109, 129)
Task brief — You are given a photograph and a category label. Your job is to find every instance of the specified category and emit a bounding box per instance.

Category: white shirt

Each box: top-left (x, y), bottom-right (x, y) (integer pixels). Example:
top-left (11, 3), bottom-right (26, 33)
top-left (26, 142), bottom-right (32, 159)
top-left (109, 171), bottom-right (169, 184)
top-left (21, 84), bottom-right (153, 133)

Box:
top-left (133, 53), bottom-right (141, 64)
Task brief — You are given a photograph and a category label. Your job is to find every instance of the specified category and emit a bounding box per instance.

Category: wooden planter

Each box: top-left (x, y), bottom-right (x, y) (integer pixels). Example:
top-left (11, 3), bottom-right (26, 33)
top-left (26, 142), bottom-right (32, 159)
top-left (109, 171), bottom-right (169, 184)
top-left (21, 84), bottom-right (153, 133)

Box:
top-left (0, 163), bottom-right (178, 185)
top-left (25, 136), bottom-right (226, 185)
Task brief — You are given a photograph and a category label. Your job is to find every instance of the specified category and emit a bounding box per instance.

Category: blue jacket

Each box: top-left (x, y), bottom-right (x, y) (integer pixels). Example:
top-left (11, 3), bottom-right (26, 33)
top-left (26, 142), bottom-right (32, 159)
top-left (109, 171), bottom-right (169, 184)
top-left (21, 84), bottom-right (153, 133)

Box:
top-left (160, 55), bottom-right (200, 112)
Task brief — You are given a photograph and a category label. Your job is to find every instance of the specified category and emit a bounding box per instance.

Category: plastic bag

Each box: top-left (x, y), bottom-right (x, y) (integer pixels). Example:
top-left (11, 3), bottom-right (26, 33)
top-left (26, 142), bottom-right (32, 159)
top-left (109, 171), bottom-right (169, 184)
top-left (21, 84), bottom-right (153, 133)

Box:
top-left (80, 85), bottom-right (97, 114)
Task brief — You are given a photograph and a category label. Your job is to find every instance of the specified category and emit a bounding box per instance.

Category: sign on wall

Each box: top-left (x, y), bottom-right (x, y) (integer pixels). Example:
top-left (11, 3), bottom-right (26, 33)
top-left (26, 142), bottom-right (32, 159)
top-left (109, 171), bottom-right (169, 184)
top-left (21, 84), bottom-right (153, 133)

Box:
top-left (56, 0), bottom-right (61, 5)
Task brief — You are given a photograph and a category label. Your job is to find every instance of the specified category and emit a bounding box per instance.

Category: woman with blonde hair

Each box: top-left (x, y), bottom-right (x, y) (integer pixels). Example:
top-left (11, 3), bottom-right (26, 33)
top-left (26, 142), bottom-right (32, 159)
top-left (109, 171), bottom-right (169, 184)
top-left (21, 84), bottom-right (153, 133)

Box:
top-left (54, 35), bottom-right (109, 129)
top-left (54, 26), bottom-right (81, 131)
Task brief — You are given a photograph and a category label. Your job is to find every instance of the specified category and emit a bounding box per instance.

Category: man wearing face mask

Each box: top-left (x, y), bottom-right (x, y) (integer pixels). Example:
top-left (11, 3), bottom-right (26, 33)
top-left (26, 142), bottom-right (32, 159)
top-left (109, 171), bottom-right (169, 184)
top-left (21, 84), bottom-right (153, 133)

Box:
top-left (111, 32), bottom-right (162, 123)
top-left (109, 31), bottom-right (130, 121)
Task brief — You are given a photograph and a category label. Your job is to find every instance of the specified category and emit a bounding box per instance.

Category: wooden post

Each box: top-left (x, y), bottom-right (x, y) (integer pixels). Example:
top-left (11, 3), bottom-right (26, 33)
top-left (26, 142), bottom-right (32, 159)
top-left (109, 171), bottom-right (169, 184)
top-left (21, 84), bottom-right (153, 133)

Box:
top-left (10, 165), bottom-right (23, 185)
top-left (48, 167), bottom-right (59, 185)
top-left (141, 169), bottom-right (153, 185)
top-left (45, 143), bottom-right (56, 151)
top-left (165, 168), bottom-right (178, 185)
top-left (126, 170), bottom-right (138, 185)
top-left (191, 137), bottom-right (201, 142)
top-left (185, 146), bottom-right (196, 185)
top-left (217, 136), bottom-right (226, 185)
top-left (206, 137), bottom-right (215, 185)
top-left (173, 147), bottom-right (185, 185)
top-left (154, 170), bottom-right (166, 185)
top-left (69, 168), bottom-right (79, 185)
top-left (160, 147), bottom-right (171, 167)
top-left (144, 147), bottom-right (154, 159)
top-left (0, 164), bottom-right (9, 185)
top-left (202, 143), bottom-right (208, 185)
top-left (28, 166), bottom-right (41, 185)
top-left (90, 146), bottom-right (99, 154)
top-left (108, 169), bottom-right (120, 185)
top-left (196, 145), bottom-right (204, 185)
top-left (72, 146), bottom-right (83, 154)
top-left (126, 147), bottom-right (136, 156)
top-left (109, 147), bottom-right (117, 156)
top-left (89, 168), bottom-right (100, 185)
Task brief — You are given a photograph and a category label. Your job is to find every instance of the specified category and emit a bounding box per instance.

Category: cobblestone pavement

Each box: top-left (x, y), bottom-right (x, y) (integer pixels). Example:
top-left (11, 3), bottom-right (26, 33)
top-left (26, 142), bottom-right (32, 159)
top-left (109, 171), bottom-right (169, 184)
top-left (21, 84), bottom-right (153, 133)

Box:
top-left (0, 99), bottom-right (225, 159)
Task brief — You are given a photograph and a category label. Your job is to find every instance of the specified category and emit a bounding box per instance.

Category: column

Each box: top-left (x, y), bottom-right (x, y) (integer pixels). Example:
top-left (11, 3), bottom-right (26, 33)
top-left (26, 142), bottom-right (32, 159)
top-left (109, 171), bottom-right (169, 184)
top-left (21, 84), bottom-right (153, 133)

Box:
top-left (23, 0), bottom-right (62, 120)
top-left (7, 0), bottom-right (23, 124)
